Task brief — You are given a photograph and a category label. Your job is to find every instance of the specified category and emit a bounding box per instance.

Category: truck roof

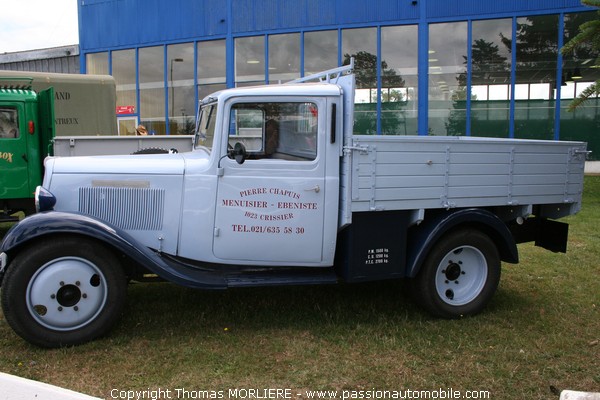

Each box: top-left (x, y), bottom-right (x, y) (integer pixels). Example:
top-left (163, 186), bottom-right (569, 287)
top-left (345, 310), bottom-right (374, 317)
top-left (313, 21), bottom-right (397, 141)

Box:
top-left (0, 85), bottom-right (37, 101)
top-left (203, 82), bottom-right (343, 105)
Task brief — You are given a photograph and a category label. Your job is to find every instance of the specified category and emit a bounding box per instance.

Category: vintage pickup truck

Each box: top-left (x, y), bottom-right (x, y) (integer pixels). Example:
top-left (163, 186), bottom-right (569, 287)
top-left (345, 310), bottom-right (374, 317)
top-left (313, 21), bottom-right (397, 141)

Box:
top-left (0, 61), bottom-right (587, 347)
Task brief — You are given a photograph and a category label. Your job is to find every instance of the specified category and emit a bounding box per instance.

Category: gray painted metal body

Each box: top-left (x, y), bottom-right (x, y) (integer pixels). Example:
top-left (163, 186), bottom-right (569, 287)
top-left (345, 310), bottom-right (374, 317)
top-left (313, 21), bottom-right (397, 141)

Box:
top-left (346, 135), bottom-right (586, 218)
top-left (52, 135), bottom-right (194, 156)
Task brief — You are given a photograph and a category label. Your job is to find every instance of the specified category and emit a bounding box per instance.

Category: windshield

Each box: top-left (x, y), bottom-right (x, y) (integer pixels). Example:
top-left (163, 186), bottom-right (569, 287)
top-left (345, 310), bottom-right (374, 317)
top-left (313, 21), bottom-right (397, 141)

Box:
top-left (194, 102), bottom-right (217, 151)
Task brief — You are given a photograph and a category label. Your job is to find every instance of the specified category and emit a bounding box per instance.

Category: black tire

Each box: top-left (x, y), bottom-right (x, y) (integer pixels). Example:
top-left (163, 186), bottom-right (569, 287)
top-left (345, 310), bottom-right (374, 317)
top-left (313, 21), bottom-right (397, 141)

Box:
top-left (411, 229), bottom-right (501, 318)
top-left (1, 236), bottom-right (127, 347)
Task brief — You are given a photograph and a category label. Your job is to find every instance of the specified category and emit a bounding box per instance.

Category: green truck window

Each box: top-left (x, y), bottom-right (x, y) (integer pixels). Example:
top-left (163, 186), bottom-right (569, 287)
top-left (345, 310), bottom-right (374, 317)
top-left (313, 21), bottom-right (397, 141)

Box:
top-left (0, 108), bottom-right (19, 139)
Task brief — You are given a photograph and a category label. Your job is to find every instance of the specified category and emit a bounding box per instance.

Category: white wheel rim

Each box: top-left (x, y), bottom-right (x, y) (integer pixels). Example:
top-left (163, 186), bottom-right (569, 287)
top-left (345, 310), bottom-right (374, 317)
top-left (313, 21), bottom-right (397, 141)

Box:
top-left (26, 257), bottom-right (108, 331)
top-left (434, 245), bottom-right (488, 306)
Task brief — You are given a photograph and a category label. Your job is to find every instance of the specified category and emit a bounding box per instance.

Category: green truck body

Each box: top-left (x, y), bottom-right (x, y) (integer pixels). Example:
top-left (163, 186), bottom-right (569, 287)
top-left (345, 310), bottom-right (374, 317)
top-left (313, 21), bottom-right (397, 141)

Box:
top-left (0, 80), bottom-right (55, 220)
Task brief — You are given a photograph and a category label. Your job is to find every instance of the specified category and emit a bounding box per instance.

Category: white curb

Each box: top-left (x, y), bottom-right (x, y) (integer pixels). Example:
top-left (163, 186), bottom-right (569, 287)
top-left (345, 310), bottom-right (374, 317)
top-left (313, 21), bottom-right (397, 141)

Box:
top-left (561, 390), bottom-right (600, 400)
top-left (0, 372), bottom-right (101, 400)
top-left (585, 161), bottom-right (600, 175)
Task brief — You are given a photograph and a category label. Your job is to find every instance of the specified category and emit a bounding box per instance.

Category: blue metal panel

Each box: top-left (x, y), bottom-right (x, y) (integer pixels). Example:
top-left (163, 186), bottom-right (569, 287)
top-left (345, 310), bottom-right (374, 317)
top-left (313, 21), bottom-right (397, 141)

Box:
top-left (337, 0), bottom-right (419, 24)
top-left (304, 0), bottom-right (337, 28)
top-left (79, 0), bottom-right (592, 52)
top-left (232, 0), bottom-right (338, 33)
top-left (426, 0), bottom-right (587, 19)
top-left (79, 0), bottom-right (227, 51)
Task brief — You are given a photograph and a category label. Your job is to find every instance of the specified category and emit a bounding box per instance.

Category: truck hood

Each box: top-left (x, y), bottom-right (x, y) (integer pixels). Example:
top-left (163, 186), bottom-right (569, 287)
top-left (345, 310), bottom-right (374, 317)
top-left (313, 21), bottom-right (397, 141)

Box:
top-left (41, 149), bottom-right (213, 256)
top-left (45, 150), bottom-right (210, 175)
top-left (47, 153), bottom-right (185, 175)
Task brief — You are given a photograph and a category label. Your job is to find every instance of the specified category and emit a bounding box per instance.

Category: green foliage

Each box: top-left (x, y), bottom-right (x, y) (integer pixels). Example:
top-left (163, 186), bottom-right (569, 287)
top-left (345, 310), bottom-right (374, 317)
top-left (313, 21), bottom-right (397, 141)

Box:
top-left (561, 0), bottom-right (600, 111)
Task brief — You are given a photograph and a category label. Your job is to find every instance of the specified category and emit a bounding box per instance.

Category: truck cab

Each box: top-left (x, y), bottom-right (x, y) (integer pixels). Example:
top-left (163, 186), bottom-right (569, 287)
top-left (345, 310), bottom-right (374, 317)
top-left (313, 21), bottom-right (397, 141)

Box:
top-left (0, 79), bottom-right (54, 220)
top-left (192, 82), bottom-right (344, 266)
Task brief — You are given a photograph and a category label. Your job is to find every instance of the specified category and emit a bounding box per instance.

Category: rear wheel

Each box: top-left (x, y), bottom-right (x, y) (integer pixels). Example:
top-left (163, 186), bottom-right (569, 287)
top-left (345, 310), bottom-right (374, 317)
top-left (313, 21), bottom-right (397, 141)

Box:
top-left (412, 229), bottom-right (501, 318)
top-left (1, 236), bottom-right (127, 347)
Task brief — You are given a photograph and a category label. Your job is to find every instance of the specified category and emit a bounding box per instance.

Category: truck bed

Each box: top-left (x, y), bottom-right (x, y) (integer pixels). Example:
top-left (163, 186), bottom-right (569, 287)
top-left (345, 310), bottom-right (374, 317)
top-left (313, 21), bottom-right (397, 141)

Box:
top-left (346, 135), bottom-right (587, 218)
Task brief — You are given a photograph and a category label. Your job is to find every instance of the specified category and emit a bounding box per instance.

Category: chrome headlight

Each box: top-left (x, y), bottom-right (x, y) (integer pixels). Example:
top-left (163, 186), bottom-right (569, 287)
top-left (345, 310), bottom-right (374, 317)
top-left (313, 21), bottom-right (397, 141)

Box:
top-left (34, 186), bottom-right (56, 213)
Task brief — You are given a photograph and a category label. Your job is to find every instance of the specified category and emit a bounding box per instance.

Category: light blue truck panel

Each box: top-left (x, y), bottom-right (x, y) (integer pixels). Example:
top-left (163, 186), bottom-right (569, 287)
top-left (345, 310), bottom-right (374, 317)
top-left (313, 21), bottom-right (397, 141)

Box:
top-left (349, 135), bottom-right (586, 216)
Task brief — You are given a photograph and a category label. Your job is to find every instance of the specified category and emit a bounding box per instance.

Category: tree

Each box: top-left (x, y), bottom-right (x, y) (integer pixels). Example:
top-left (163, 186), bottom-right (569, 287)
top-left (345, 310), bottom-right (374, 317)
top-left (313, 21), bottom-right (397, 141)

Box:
top-left (343, 51), bottom-right (406, 134)
top-left (445, 39), bottom-right (510, 136)
top-left (561, 0), bottom-right (600, 111)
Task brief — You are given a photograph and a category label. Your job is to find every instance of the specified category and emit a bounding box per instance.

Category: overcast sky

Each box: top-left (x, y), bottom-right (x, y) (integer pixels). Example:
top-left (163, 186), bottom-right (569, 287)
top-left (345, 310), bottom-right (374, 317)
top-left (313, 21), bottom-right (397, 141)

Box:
top-left (0, 0), bottom-right (79, 53)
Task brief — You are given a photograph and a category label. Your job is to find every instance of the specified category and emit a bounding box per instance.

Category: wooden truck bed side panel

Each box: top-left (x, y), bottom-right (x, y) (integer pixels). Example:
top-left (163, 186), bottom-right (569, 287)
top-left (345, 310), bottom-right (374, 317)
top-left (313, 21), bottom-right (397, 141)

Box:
top-left (349, 135), bottom-right (586, 215)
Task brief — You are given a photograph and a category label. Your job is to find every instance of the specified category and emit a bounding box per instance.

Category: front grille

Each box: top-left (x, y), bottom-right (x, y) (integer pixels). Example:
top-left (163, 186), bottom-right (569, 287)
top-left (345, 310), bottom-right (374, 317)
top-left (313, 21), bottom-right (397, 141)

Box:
top-left (79, 186), bottom-right (165, 231)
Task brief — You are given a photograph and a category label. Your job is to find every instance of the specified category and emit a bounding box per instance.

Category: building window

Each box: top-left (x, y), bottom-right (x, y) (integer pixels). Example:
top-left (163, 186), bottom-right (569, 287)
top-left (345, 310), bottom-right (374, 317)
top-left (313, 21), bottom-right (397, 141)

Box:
top-left (139, 46), bottom-right (165, 135)
top-left (112, 49), bottom-right (136, 135)
top-left (381, 25), bottom-right (418, 135)
top-left (167, 43), bottom-right (194, 135)
top-left (560, 11), bottom-right (600, 155)
top-left (235, 36), bottom-right (265, 87)
top-left (514, 15), bottom-right (558, 140)
top-left (304, 30), bottom-right (338, 76)
top-left (268, 33), bottom-right (300, 83)
top-left (342, 27), bottom-right (377, 134)
top-left (428, 21), bottom-right (468, 136)
top-left (197, 39), bottom-right (227, 101)
top-left (86, 52), bottom-right (109, 75)
top-left (470, 18), bottom-right (512, 138)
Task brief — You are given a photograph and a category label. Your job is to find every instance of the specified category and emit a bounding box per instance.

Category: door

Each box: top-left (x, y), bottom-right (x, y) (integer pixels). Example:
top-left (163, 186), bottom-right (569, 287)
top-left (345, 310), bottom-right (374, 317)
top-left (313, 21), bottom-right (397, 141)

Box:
top-left (0, 104), bottom-right (30, 201)
top-left (213, 99), bottom-right (330, 264)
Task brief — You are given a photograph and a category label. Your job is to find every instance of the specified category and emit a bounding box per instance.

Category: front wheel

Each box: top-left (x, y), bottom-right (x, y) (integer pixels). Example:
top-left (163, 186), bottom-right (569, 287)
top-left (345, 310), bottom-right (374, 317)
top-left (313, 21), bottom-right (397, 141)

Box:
top-left (1, 236), bottom-right (127, 347)
top-left (411, 229), bottom-right (501, 318)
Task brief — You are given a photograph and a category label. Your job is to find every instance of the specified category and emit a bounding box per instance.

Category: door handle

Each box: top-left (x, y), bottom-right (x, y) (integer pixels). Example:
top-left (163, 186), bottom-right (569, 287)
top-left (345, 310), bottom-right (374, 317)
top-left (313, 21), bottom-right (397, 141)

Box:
top-left (304, 185), bottom-right (320, 193)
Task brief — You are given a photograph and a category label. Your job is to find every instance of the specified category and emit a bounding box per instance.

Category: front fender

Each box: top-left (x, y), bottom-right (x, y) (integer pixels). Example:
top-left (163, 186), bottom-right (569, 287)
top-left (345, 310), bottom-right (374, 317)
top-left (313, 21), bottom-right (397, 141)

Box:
top-left (405, 208), bottom-right (519, 278)
top-left (0, 211), bottom-right (226, 289)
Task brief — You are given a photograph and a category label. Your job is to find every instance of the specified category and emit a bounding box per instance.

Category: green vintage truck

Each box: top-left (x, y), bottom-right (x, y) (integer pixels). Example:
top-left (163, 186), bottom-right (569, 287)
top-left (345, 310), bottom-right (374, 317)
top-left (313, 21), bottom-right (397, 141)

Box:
top-left (0, 78), bottom-right (55, 221)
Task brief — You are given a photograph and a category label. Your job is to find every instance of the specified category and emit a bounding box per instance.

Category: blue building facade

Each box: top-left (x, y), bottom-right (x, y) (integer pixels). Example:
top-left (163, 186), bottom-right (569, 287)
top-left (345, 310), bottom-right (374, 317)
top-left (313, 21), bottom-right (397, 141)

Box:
top-left (78, 0), bottom-right (599, 158)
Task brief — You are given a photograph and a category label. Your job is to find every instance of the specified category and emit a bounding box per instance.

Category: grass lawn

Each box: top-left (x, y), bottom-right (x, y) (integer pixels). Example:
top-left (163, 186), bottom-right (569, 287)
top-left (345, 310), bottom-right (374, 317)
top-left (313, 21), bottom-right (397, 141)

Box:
top-left (0, 177), bottom-right (598, 399)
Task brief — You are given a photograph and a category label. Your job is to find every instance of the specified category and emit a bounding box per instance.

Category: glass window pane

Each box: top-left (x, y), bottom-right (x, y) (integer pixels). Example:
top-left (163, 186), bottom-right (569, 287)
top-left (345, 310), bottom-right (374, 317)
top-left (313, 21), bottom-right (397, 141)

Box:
top-left (304, 30), bottom-right (338, 75)
top-left (229, 102), bottom-right (317, 161)
top-left (235, 36), bottom-right (265, 86)
top-left (111, 49), bottom-right (136, 118)
top-left (198, 40), bottom-right (227, 103)
top-left (514, 15), bottom-right (558, 140)
top-left (381, 25), bottom-right (418, 135)
top-left (0, 108), bottom-right (19, 139)
top-left (560, 11), bottom-right (600, 160)
top-left (268, 33), bottom-right (300, 83)
top-left (428, 22), bottom-right (468, 136)
top-left (342, 27), bottom-right (377, 134)
top-left (86, 52), bottom-right (109, 75)
top-left (471, 19), bottom-right (512, 138)
top-left (139, 46), bottom-right (165, 135)
top-left (167, 43), bottom-right (195, 134)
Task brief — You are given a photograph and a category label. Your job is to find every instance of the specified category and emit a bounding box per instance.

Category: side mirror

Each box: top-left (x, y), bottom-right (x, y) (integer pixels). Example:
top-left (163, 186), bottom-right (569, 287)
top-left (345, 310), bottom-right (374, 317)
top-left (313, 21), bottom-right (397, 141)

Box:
top-left (229, 142), bottom-right (247, 164)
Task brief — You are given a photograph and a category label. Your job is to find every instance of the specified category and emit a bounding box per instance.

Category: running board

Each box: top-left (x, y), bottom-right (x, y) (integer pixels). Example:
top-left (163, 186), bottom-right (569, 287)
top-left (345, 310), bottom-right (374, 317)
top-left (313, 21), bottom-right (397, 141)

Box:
top-left (225, 268), bottom-right (339, 288)
top-left (157, 253), bottom-right (338, 289)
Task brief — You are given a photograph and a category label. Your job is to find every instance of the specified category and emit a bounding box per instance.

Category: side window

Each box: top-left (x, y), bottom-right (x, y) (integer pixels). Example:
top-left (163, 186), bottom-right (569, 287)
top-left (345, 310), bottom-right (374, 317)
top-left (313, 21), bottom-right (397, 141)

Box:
top-left (229, 102), bottom-right (318, 161)
top-left (0, 108), bottom-right (19, 139)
